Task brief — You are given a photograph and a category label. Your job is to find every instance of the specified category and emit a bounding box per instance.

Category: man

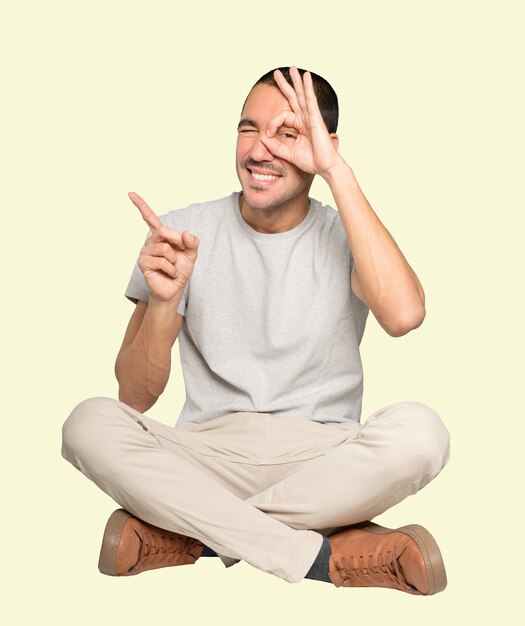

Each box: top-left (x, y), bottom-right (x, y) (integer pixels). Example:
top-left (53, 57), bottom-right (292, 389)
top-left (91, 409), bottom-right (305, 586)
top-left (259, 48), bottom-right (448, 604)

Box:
top-left (61, 66), bottom-right (450, 594)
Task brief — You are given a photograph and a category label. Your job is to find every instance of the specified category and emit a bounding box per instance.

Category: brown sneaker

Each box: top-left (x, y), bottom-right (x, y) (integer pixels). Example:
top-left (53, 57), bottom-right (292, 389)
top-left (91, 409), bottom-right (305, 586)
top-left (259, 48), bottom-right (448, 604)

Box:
top-left (327, 521), bottom-right (447, 595)
top-left (98, 509), bottom-right (204, 576)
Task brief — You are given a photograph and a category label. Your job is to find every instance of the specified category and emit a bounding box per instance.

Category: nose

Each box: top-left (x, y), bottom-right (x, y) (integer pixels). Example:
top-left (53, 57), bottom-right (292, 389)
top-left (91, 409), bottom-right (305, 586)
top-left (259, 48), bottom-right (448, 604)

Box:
top-left (249, 133), bottom-right (274, 162)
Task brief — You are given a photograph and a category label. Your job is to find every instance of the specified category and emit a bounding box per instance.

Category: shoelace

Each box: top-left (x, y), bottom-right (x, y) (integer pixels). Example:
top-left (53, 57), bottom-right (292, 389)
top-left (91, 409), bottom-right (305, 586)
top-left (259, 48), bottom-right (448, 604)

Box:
top-left (333, 546), bottom-right (414, 592)
top-left (136, 526), bottom-right (198, 567)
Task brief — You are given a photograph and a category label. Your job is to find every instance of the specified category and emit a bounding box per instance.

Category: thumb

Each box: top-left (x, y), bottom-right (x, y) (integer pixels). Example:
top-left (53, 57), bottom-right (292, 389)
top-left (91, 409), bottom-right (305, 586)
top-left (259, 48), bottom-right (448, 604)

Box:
top-left (182, 230), bottom-right (199, 249)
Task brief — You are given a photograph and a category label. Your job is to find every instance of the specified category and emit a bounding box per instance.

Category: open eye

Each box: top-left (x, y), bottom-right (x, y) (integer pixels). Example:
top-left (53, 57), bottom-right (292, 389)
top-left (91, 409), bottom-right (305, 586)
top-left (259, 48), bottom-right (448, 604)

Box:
top-left (279, 131), bottom-right (298, 140)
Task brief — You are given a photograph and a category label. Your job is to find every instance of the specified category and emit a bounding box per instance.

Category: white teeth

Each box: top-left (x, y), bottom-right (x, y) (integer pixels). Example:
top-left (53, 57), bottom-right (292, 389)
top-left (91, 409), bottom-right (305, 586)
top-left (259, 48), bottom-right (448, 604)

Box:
top-left (252, 172), bottom-right (279, 181)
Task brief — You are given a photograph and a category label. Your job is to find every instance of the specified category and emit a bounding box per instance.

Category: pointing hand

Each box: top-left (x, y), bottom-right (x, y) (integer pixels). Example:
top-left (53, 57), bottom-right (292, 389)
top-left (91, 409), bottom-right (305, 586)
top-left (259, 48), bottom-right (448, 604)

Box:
top-left (129, 192), bottom-right (200, 303)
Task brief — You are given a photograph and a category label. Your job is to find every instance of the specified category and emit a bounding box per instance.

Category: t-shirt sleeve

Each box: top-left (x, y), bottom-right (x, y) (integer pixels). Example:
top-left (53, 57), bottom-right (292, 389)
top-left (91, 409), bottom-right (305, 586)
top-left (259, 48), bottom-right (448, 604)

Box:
top-left (124, 228), bottom-right (188, 317)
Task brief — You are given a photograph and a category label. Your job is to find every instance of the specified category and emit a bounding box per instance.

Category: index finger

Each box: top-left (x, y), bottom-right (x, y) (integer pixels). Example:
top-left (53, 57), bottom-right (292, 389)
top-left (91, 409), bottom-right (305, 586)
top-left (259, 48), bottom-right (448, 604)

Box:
top-left (128, 191), bottom-right (162, 231)
top-left (266, 110), bottom-right (297, 138)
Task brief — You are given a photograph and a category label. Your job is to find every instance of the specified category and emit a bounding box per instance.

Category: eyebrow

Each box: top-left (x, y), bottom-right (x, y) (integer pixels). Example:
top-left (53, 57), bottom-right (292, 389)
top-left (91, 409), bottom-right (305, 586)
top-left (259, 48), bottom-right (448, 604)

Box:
top-left (237, 118), bottom-right (258, 131)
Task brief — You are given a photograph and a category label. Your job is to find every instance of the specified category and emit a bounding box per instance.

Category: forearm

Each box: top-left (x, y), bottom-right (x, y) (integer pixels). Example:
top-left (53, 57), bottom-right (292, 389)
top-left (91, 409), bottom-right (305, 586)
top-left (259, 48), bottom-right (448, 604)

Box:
top-left (324, 156), bottom-right (425, 334)
top-left (115, 294), bottom-right (183, 413)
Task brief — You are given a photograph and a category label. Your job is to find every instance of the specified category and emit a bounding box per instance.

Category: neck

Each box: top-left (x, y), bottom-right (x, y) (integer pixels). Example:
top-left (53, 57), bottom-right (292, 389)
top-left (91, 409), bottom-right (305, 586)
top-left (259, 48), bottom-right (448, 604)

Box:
top-left (238, 194), bottom-right (311, 234)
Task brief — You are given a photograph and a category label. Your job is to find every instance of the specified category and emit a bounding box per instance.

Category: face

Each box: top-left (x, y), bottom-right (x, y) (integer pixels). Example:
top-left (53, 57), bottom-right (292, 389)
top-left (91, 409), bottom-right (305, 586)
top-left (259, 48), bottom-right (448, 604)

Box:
top-left (236, 83), bottom-right (314, 213)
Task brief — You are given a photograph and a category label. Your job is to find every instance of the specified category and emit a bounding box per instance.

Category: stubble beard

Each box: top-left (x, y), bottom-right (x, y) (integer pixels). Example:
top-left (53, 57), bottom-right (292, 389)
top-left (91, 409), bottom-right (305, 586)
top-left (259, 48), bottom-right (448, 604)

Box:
top-left (240, 171), bottom-right (312, 214)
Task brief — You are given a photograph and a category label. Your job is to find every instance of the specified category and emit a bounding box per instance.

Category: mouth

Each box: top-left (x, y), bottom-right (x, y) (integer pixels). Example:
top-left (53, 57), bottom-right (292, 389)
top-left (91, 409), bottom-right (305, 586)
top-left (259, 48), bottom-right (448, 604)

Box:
top-left (246, 166), bottom-right (283, 186)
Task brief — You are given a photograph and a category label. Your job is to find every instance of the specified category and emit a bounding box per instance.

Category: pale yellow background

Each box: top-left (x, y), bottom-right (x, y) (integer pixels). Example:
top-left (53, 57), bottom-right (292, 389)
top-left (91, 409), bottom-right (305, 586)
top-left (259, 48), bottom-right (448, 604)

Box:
top-left (2, 0), bottom-right (523, 623)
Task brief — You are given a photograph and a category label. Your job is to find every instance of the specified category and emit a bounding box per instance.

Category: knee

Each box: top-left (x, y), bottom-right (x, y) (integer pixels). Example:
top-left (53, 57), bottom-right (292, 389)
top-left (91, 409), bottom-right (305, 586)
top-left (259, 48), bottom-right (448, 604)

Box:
top-left (395, 401), bottom-right (450, 474)
top-left (61, 396), bottom-right (120, 467)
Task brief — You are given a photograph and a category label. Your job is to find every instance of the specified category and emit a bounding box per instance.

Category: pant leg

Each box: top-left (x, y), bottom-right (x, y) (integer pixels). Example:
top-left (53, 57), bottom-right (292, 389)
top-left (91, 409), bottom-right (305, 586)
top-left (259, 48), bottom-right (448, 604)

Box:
top-left (61, 397), bottom-right (323, 584)
top-left (244, 401), bottom-right (450, 565)
top-left (204, 401), bottom-right (450, 571)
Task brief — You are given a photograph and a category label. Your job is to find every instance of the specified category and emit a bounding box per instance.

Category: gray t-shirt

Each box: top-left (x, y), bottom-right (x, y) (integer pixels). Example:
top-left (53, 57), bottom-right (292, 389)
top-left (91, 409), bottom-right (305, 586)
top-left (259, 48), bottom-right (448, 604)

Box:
top-left (125, 191), bottom-right (369, 426)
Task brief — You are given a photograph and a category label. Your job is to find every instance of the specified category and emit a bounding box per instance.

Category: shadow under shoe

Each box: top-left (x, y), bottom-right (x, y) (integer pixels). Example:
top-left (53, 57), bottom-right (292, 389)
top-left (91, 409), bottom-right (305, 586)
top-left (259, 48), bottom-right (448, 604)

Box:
top-left (98, 509), bottom-right (204, 576)
top-left (327, 521), bottom-right (447, 595)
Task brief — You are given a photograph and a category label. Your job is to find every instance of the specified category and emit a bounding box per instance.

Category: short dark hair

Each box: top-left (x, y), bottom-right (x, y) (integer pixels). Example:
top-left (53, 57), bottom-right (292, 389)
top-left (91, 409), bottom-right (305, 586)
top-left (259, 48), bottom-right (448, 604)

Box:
top-left (246, 67), bottom-right (339, 134)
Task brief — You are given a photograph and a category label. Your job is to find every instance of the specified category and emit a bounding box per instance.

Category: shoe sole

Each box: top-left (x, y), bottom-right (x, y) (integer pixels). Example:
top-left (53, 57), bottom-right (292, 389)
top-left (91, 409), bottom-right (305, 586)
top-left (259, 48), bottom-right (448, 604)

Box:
top-left (98, 509), bottom-right (133, 576)
top-left (354, 521), bottom-right (447, 595)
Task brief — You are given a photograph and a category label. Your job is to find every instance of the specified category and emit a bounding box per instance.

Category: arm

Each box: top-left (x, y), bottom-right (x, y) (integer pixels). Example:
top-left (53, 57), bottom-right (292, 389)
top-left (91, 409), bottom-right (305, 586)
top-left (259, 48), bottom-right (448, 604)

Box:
top-left (263, 67), bottom-right (425, 337)
top-left (324, 160), bottom-right (425, 337)
top-left (116, 192), bottom-right (199, 413)
top-left (115, 298), bottom-right (185, 413)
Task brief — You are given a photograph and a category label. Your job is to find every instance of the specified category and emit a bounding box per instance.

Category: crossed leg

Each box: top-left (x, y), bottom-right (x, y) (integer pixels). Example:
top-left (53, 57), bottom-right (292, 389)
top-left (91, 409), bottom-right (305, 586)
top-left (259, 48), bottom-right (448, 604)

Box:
top-left (61, 398), bottom-right (450, 583)
top-left (217, 401), bottom-right (450, 568)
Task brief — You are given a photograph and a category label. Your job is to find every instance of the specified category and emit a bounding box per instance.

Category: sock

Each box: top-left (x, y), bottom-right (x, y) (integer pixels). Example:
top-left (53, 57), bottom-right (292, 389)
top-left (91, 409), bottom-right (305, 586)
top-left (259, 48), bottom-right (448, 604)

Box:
top-left (200, 544), bottom-right (218, 557)
top-left (304, 535), bottom-right (333, 583)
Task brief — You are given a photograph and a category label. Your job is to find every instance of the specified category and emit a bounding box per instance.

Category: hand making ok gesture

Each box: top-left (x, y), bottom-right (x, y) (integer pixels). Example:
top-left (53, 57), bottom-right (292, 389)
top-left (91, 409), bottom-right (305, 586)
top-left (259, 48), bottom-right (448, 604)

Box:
top-left (129, 192), bottom-right (200, 303)
top-left (260, 66), bottom-right (342, 178)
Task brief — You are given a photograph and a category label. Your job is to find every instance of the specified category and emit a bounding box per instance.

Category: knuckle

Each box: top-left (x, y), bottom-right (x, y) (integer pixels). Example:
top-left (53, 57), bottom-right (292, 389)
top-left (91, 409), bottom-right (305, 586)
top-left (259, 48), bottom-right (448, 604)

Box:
top-left (157, 224), bottom-right (169, 238)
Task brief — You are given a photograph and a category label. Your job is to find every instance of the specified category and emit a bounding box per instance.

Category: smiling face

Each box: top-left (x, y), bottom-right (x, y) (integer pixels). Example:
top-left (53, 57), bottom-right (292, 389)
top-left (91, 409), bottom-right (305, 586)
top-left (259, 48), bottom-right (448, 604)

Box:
top-left (236, 83), bottom-right (314, 213)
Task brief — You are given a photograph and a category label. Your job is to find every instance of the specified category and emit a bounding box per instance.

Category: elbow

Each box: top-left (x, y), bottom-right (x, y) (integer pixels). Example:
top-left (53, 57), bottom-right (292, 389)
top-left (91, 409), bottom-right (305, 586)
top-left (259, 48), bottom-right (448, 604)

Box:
top-left (115, 360), bottom-right (163, 414)
top-left (117, 375), bottom-right (161, 413)
top-left (117, 387), bottom-right (158, 414)
top-left (384, 304), bottom-right (426, 337)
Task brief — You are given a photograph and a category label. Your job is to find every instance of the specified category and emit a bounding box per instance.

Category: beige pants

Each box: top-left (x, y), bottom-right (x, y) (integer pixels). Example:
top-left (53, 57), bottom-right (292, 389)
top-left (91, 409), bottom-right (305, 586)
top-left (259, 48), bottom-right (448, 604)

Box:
top-left (61, 398), bottom-right (450, 583)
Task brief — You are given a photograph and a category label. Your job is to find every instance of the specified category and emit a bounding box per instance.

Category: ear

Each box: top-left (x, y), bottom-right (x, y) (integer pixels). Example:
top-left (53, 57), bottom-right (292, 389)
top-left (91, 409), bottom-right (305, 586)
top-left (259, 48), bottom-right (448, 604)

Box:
top-left (330, 133), bottom-right (339, 151)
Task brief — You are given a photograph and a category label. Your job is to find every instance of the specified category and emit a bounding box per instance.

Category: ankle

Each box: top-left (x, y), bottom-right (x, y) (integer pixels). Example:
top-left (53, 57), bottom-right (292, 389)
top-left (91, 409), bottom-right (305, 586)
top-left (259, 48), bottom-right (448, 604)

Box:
top-left (304, 535), bottom-right (332, 583)
top-left (200, 544), bottom-right (218, 557)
